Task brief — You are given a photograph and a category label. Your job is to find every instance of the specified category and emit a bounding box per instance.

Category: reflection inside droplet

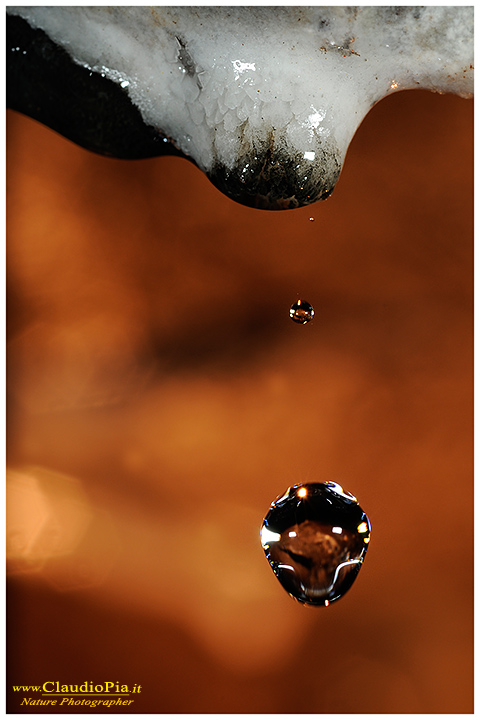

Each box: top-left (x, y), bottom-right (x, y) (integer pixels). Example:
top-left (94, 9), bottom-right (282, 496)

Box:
top-left (290, 299), bottom-right (314, 324)
top-left (260, 482), bottom-right (371, 606)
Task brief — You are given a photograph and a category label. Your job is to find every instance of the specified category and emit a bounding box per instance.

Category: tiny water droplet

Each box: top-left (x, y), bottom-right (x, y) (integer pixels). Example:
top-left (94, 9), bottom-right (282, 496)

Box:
top-left (290, 299), bottom-right (314, 324)
top-left (261, 482), bottom-right (371, 606)
top-left (309, 217), bottom-right (315, 221)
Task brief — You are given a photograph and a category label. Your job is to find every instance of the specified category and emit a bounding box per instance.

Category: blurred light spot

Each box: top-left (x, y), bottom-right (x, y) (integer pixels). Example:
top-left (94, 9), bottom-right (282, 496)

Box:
top-left (331, 526), bottom-right (342, 534)
top-left (6, 467), bottom-right (120, 590)
top-left (7, 468), bottom-right (91, 571)
top-left (7, 470), bottom-right (50, 566)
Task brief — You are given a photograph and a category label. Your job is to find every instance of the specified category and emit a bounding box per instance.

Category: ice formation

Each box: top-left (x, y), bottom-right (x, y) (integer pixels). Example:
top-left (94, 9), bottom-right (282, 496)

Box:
top-left (7, 6), bottom-right (474, 209)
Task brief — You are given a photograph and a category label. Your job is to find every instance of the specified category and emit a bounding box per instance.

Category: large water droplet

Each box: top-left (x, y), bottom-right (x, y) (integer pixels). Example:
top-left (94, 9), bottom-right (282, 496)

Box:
top-left (261, 482), bottom-right (371, 606)
top-left (290, 299), bottom-right (314, 324)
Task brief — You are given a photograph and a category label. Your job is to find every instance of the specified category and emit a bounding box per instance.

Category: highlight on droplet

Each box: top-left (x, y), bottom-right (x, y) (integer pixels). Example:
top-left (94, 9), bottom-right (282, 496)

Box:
top-left (260, 526), bottom-right (281, 546)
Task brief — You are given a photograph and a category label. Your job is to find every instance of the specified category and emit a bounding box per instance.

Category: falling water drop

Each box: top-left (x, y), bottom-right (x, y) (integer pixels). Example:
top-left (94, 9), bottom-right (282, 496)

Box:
top-left (260, 482), bottom-right (371, 606)
top-left (290, 299), bottom-right (314, 324)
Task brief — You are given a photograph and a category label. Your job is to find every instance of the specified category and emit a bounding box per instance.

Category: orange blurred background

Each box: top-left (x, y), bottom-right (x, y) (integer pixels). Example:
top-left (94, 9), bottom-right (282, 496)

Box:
top-left (7, 88), bottom-right (473, 713)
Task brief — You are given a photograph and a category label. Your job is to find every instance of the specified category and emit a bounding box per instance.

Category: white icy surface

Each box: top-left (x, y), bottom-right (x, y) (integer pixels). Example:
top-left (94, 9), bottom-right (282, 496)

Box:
top-left (8, 6), bottom-right (473, 185)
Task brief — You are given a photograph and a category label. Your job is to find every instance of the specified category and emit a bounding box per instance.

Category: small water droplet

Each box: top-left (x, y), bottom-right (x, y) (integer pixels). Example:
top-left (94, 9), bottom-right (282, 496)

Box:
top-left (309, 217), bottom-right (315, 222)
top-left (290, 299), bottom-right (314, 324)
top-left (261, 482), bottom-right (371, 606)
